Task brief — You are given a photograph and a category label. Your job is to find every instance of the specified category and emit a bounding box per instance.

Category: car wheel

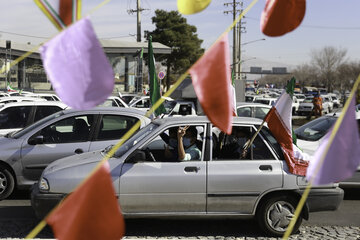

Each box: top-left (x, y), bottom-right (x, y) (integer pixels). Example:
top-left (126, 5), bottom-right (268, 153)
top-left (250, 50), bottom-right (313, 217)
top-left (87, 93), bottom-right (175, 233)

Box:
top-left (257, 195), bottom-right (302, 237)
top-left (0, 167), bottom-right (15, 200)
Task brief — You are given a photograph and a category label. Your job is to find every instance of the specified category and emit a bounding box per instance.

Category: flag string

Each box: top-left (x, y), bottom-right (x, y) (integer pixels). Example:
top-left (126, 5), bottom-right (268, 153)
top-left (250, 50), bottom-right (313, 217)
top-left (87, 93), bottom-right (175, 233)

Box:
top-left (24, 0), bottom-right (259, 237)
top-left (282, 73), bottom-right (360, 239)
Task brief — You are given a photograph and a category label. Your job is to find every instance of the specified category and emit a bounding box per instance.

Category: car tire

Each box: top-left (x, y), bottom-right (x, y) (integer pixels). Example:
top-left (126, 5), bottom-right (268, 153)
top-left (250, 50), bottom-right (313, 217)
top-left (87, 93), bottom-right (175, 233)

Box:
top-left (0, 167), bottom-right (15, 200)
top-left (256, 195), bottom-right (302, 237)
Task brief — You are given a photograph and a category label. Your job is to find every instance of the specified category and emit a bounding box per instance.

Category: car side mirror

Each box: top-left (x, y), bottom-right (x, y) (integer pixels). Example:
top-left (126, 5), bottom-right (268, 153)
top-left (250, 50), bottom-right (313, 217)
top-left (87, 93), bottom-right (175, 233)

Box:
top-left (126, 150), bottom-right (146, 163)
top-left (28, 135), bottom-right (44, 145)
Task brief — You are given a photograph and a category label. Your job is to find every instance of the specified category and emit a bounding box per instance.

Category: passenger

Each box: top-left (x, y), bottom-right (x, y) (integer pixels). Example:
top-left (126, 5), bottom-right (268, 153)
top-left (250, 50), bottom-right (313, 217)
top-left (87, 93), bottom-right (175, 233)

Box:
top-left (177, 126), bottom-right (201, 161)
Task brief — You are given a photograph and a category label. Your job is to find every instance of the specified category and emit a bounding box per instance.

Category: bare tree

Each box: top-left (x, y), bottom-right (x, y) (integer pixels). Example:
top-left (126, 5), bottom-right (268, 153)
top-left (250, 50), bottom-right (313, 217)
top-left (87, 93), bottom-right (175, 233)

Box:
top-left (292, 64), bottom-right (319, 87)
top-left (311, 46), bottom-right (347, 92)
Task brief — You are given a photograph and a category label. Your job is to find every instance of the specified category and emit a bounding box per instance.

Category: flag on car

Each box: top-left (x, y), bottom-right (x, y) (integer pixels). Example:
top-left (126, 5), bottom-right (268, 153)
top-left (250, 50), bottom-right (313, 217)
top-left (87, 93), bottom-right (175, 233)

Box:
top-left (34, 0), bottom-right (81, 30)
top-left (189, 33), bottom-right (233, 134)
top-left (177, 0), bottom-right (212, 15)
top-left (260, 0), bottom-right (305, 37)
top-left (264, 77), bottom-right (309, 176)
top-left (46, 162), bottom-right (125, 240)
top-left (306, 95), bottom-right (360, 185)
top-left (39, 17), bottom-right (114, 110)
top-left (148, 35), bottom-right (166, 116)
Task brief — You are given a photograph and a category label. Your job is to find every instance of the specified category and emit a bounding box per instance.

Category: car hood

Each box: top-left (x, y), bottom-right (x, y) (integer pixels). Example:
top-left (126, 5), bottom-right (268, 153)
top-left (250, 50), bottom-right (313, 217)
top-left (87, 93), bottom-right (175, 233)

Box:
top-left (44, 150), bottom-right (105, 175)
top-left (296, 139), bottom-right (320, 155)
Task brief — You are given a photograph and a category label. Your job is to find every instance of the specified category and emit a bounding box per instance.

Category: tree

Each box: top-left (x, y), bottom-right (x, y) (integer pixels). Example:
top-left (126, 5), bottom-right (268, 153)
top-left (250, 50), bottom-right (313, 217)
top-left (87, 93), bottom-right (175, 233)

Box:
top-left (150, 10), bottom-right (204, 91)
top-left (310, 46), bottom-right (347, 93)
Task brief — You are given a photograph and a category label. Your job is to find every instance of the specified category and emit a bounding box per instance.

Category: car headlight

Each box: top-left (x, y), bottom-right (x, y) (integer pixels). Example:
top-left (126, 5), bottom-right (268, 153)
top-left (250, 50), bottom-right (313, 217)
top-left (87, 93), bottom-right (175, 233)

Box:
top-left (39, 177), bottom-right (49, 192)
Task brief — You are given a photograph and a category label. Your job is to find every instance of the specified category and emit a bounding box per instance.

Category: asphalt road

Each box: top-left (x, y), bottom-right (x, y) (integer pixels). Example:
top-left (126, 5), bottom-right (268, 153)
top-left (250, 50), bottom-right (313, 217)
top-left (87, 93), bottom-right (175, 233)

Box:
top-left (0, 188), bottom-right (359, 239)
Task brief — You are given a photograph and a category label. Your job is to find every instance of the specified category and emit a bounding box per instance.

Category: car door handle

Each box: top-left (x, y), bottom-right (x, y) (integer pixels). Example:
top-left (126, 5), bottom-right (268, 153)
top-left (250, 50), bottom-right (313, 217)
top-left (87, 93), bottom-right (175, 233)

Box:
top-left (184, 166), bottom-right (200, 173)
top-left (75, 148), bottom-right (84, 154)
top-left (259, 165), bottom-right (272, 171)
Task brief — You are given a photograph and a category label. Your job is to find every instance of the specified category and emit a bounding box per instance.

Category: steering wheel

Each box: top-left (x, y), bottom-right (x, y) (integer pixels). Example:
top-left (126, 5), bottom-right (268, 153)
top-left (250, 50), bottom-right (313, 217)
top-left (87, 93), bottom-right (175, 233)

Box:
top-left (145, 148), bottom-right (156, 162)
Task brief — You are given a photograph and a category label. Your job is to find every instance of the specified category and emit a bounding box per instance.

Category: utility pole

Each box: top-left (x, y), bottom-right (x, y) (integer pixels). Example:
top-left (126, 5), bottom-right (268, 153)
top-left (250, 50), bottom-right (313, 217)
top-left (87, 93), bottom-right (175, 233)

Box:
top-left (224, 1), bottom-right (245, 102)
top-left (127, 0), bottom-right (147, 42)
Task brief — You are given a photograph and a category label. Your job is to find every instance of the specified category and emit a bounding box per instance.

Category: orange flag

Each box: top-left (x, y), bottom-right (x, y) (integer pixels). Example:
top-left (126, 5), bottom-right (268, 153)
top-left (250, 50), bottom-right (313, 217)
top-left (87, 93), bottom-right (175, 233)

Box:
top-left (189, 34), bottom-right (233, 134)
top-left (260, 0), bottom-right (306, 37)
top-left (46, 162), bottom-right (125, 240)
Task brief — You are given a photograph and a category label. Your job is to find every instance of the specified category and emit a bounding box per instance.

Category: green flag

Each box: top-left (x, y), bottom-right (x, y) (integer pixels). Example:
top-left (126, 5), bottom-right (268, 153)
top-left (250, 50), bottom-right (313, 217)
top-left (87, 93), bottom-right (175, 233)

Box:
top-left (148, 36), bottom-right (166, 116)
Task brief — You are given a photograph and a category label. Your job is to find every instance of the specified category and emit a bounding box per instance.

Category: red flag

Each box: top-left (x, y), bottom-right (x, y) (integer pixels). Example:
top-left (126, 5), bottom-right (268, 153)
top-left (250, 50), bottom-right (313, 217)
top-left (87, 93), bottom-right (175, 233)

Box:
top-left (189, 34), bottom-right (232, 134)
top-left (46, 163), bottom-right (125, 240)
top-left (260, 0), bottom-right (306, 37)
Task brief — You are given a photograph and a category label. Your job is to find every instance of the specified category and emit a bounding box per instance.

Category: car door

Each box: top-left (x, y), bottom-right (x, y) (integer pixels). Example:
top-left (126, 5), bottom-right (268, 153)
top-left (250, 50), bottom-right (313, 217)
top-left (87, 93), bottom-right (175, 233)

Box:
top-left (207, 125), bottom-right (283, 214)
top-left (89, 114), bottom-right (141, 151)
top-left (20, 114), bottom-right (94, 181)
top-left (119, 124), bottom-right (207, 214)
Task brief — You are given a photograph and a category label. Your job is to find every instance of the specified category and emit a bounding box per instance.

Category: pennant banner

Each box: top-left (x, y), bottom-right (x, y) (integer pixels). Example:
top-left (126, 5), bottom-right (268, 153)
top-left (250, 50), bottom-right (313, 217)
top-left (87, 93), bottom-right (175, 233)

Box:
top-left (260, 0), bottom-right (305, 37)
top-left (306, 95), bottom-right (360, 185)
top-left (34, 0), bottom-right (82, 30)
top-left (189, 34), bottom-right (233, 134)
top-left (177, 0), bottom-right (212, 15)
top-left (40, 17), bottom-right (114, 110)
top-left (46, 162), bottom-right (125, 240)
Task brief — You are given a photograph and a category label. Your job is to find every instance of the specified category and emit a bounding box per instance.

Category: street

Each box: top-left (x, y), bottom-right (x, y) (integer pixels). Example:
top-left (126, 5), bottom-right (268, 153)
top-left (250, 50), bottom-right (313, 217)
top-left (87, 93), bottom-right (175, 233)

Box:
top-left (0, 189), bottom-right (359, 239)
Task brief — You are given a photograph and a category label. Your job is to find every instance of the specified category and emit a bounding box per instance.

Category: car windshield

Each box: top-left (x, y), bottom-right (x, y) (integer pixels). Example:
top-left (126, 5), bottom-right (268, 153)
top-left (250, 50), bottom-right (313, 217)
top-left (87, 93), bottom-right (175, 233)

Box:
top-left (294, 116), bottom-right (337, 141)
top-left (113, 122), bottom-right (159, 157)
top-left (11, 111), bottom-right (65, 139)
top-left (163, 100), bottom-right (177, 114)
top-left (303, 97), bottom-right (313, 103)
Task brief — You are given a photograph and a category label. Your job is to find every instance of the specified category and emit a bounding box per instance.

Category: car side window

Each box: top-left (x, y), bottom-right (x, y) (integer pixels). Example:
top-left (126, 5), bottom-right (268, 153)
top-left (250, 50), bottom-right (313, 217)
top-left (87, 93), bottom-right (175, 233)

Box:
top-left (0, 106), bottom-right (32, 129)
top-left (237, 107), bottom-right (251, 117)
top-left (254, 107), bottom-right (269, 119)
top-left (35, 115), bottom-right (93, 143)
top-left (34, 106), bottom-right (63, 122)
top-left (214, 126), bottom-right (275, 161)
top-left (95, 115), bottom-right (138, 141)
top-left (140, 125), bottom-right (205, 162)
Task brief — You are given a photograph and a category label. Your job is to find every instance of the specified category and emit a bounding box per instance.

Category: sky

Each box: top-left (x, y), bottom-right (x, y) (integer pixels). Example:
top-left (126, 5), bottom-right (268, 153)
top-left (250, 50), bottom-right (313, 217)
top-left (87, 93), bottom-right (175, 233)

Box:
top-left (1, 0), bottom-right (360, 68)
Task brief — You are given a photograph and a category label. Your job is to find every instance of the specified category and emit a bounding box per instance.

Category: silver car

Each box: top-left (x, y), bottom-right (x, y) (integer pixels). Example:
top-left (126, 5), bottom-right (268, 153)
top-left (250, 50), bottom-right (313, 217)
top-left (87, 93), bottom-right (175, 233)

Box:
top-left (0, 107), bottom-right (150, 200)
top-left (31, 116), bottom-right (343, 237)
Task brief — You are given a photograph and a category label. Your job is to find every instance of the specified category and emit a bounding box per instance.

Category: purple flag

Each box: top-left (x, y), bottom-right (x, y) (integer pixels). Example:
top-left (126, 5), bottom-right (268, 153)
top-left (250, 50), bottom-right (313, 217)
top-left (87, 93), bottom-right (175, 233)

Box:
top-left (306, 96), bottom-right (360, 185)
top-left (40, 17), bottom-right (114, 110)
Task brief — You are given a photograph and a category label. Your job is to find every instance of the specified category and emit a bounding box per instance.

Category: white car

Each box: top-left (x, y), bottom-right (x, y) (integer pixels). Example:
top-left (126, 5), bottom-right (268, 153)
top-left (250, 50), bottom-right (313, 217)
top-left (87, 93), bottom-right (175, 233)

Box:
top-left (253, 97), bottom-right (277, 106)
top-left (0, 101), bottom-right (68, 135)
top-left (322, 95), bottom-right (333, 112)
top-left (236, 102), bottom-right (271, 120)
top-left (295, 111), bottom-right (360, 187)
top-left (292, 96), bottom-right (300, 114)
top-left (294, 93), bottom-right (306, 103)
top-left (297, 96), bottom-right (331, 116)
top-left (129, 96), bottom-right (174, 113)
top-left (0, 96), bottom-right (45, 105)
top-left (99, 96), bottom-right (129, 108)
top-left (31, 93), bottom-right (61, 101)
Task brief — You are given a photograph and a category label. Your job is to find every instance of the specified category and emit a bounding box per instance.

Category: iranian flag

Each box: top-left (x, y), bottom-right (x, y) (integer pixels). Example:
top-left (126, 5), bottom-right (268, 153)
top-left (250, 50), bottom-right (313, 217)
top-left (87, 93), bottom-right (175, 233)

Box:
top-left (264, 77), bottom-right (308, 176)
top-left (34, 0), bottom-right (82, 30)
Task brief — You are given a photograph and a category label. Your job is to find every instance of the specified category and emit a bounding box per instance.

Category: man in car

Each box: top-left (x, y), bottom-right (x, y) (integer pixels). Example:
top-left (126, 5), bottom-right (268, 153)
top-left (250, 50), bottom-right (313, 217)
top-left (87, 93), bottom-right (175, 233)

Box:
top-left (177, 126), bottom-right (201, 161)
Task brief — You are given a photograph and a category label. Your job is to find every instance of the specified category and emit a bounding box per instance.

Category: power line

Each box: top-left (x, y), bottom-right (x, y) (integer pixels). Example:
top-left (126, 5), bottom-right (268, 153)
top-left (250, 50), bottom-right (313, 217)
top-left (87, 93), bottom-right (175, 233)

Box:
top-left (245, 16), bottom-right (360, 30)
top-left (0, 30), bottom-right (49, 39)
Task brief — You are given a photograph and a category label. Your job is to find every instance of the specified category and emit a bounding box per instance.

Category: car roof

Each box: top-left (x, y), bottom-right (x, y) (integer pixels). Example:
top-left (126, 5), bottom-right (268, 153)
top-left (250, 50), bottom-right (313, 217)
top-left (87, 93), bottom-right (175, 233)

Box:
top-left (236, 102), bottom-right (272, 108)
top-left (0, 96), bottom-right (46, 101)
top-left (58, 106), bottom-right (148, 116)
top-left (0, 101), bottom-right (68, 109)
top-left (152, 115), bottom-right (263, 126)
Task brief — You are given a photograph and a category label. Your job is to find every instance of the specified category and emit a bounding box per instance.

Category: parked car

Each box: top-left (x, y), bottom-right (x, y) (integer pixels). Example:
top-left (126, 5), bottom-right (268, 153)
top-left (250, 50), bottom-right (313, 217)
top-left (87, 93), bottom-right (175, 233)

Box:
top-left (99, 96), bottom-right (129, 108)
top-left (120, 93), bottom-right (140, 105)
top-left (253, 97), bottom-right (277, 106)
top-left (32, 93), bottom-right (61, 101)
top-left (294, 93), bottom-right (306, 103)
top-left (236, 102), bottom-right (271, 120)
top-left (31, 116), bottom-right (343, 237)
top-left (129, 96), bottom-right (174, 113)
top-left (297, 96), bottom-right (331, 116)
top-left (328, 94), bottom-right (341, 108)
top-left (0, 96), bottom-right (46, 105)
top-left (0, 107), bottom-right (150, 200)
top-left (295, 111), bottom-right (360, 188)
top-left (0, 101), bottom-right (68, 135)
